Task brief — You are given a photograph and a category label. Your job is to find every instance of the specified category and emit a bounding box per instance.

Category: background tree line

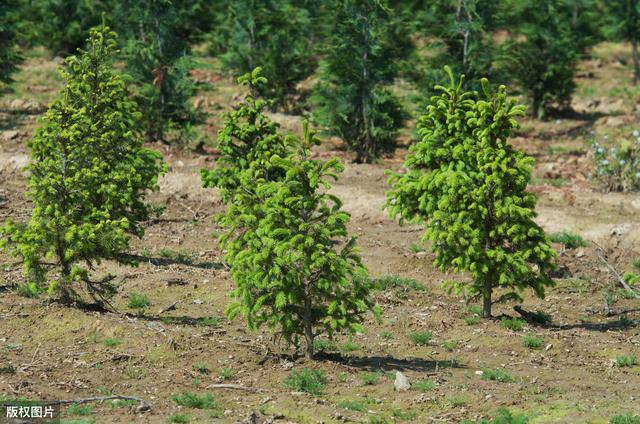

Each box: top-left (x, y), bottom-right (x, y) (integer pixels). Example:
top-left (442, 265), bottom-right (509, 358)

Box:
top-left (1, 0), bottom-right (639, 162)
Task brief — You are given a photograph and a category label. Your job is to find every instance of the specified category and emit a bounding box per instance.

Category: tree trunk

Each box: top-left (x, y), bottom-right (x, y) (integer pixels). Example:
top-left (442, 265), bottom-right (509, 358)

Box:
top-left (303, 296), bottom-right (314, 360)
top-left (482, 274), bottom-right (492, 318)
top-left (632, 36), bottom-right (640, 85)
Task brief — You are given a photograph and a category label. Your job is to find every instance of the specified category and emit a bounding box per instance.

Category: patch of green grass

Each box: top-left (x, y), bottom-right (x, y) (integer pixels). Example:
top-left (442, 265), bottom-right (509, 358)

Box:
top-left (313, 338), bottom-right (338, 352)
top-left (283, 368), bottom-right (327, 395)
top-left (615, 354), bottom-right (637, 368)
top-left (410, 331), bottom-right (433, 346)
top-left (465, 304), bottom-right (483, 316)
top-left (337, 399), bottom-right (366, 412)
top-left (196, 316), bottom-right (220, 327)
top-left (480, 368), bottom-right (514, 383)
top-left (369, 416), bottom-right (390, 424)
top-left (448, 395), bottom-right (468, 407)
top-left (409, 243), bottom-right (424, 253)
top-left (465, 316), bottom-right (481, 325)
top-left (549, 231), bottom-right (587, 249)
top-left (634, 259), bottom-right (640, 270)
top-left (160, 316), bottom-right (175, 325)
top-left (125, 365), bottom-right (145, 380)
top-left (358, 371), bottom-right (382, 385)
top-left (218, 366), bottom-right (234, 380)
top-left (171, 392), bottom-right (218, 409)
top-left (392, 409), bottom-right (417, 421)
top-left (467, 408), bottom-right (529, 424)
top-left (531, 177), bottom-right (568, 187)
top-left (127, 292), bottom-right (150, 309)
top-left (60, 419), bottom-right (96, 424)
top-left (414, 379), bottom-right (436, 392)
top-left (522, 335), bottom-right (544, 349)
top-left (193, 362), bottom-right (209, 374)
top-left (67, 404), bottom-right (93, 416)
top-left (610, 414), bottom-right (640, 424)
top-left (339, 337), bottom-right (360, 353)
top-left (381, 330), bottom-right (394, 339)
top-left (370, 275), bottom-right (426, 292)
top-left (500, 317), bottom-right (525, 331)
top-left (618, 288), bottom-right (638, 299)
top-left (16, 282), bottom-right (41, 298)
top-left (168, 414), bottom-right (191, 424)
top-left (103, 338), bottom-right (121, 347)
top-left (443, 340), bottom-right (459, 352)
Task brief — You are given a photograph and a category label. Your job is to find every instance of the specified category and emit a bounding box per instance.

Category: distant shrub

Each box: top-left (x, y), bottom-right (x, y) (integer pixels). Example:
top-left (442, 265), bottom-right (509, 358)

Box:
top-left (501, 317), bottom-right (525, 331)
top-left (283, 368), bottom-right (327, 395)
top-left (549, 232), bottom-right (587, 249)
top-left (313, 338), bottom-right (338, 352)
top-left (16, 282), bottom-right (40, 298)
top-left (358, 371), bottom-right (382, 386)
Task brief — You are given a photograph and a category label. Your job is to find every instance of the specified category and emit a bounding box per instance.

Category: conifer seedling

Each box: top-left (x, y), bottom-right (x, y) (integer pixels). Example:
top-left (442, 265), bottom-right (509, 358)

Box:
top-left (1, 26), bottom-right (166, 304)
top-left (386, 68), bottom-right (555, 317)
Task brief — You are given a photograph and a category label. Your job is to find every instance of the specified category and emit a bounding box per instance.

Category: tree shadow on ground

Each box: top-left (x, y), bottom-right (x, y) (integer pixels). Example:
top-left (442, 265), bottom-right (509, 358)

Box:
top-left (314, 352), bottom-right (465, 373)
top-left (117, 253), bottom-right (224, 270)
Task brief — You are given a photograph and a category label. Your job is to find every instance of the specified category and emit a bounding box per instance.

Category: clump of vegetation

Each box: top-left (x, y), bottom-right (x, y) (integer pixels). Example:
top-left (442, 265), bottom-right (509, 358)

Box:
top-left (590, 134), bottom-right (640, 192)
top-left (465, 316), bottom-right (481, 326)
top-left (615, 354), bottom-right (638, 368)
top-left (218, 367), bottom-right (234, 380)
top-left (501, 317), bottom-right (525, 331)
top-left (168, 414), bottom-right (191, 424)
top-left (414, 379), bottom-right (436, 392)
top-left (369, 275), bottom-right (426, 292)
top-left (192, 363), bottom-right (209, 374)
top-left (610, 414), bottom-right (640, 424)
top-left (127, 292), bottom-right (150, 310)
top-left (410, 331), bottom-right (433, 346)
top-left (313, 338), bottom-right (338, 352)
top-left (339, 338), bottom-right (360, 353)
top-left (443, 340), bottom-right (459, 352)
top-left (0, 0), bottom-right (21, 88)
top-left (466, 408), bottom-right (529, 424)
top-left (67, 404), bottom-right (93, 416)
top-left (480, 368), bottom-right (514, 383)
top-left (549, 232), bottom-right (587, 249)
top-left (522, 335), bottom-right (544, 349)
top-left (102, 338), bottom-right (121, 348)
top-left (0, 26), bottom-right (166, 304)
top-left (196, 317), bottom-right (220, 328)
top-left (358, 371), bottom-right (382, 386)
top-left (337, 399), bottom-right (366, 412)
top-left (386, 68), bottom-right (555, 319)
top-left (283, 368), bottom-right (327, 395)
top-left (171, 392), bottom-right (218, 409)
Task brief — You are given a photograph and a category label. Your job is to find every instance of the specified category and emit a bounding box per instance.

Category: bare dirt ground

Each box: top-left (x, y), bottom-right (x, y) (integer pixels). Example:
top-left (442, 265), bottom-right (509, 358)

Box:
top-left (1, 46), bottom-right (640, 424)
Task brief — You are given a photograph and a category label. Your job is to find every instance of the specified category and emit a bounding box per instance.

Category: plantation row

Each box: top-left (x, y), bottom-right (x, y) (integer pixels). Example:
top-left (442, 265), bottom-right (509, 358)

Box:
top-left (1, 26), bottom-right (602, 361)
top-left (3, 1), bottom-right (640, 166)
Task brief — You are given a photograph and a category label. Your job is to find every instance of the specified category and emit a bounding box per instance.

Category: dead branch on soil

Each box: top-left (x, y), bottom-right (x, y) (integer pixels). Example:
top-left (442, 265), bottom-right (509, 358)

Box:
top-left (592, 241), bottom-right (640, 299)
top-left (205, 383), bottom-right (264, 392)
top-left (47, 395), bottom-right (150, 412)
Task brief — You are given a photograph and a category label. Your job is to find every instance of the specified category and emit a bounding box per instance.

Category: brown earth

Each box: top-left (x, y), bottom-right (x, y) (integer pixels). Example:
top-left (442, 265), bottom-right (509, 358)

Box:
top-left (1, 46), bottom-right (640, 424)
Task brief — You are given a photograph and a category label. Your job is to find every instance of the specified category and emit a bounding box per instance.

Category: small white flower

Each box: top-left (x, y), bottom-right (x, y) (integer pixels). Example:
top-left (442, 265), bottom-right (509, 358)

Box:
top-left (602, 159), bottom-right (609, 165)
top-left (604, 135), bottom-right (609, 140)
top-left (597, 147), bottom-right (604, 154)
top-left (620, 160), bottom-right (626, 165)
top-left (632, 130), bottom-right (639, 137)
top-left (636, 171), bottom-right (640, 178)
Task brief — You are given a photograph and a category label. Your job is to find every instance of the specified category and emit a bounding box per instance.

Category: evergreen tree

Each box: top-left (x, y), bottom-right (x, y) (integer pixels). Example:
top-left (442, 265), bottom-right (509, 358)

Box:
top-left (0, 0), bottom-right (21, 88)
top-left (115, 0), bottom-right (203, 142)
top-left (224, 121), bottom-right (377, 359)
top-left (217, 0), bottom-right (315, 111)
top-left (605, 0), bottom-right (640, 83)
top-left (312, 0), bottom-right (411, 163)
top-left (0, 27), bottom-right (166, 304)
top-left (33, 0), bottom-right (109, 56)
top-left (386, 68), bottom-right (556, 318)
top-left (501, 0), bottom-right (579, 118)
